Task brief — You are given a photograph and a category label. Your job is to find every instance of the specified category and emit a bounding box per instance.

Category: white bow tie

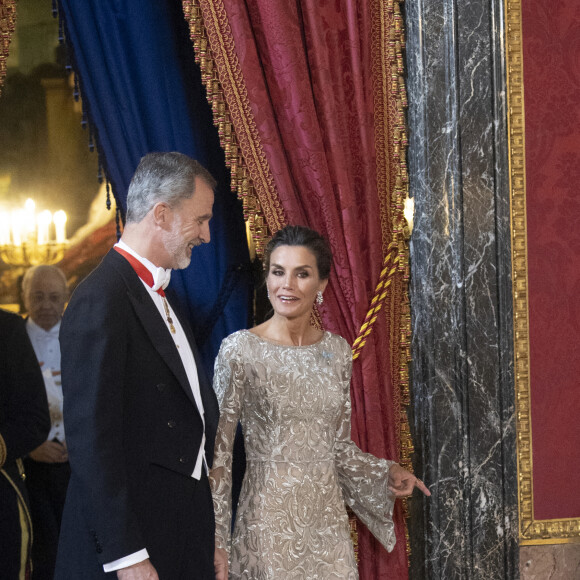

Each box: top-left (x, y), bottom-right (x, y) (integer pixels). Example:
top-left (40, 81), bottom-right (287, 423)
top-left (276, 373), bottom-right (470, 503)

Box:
top-left (36, 326), bottom-right (60, 339)
top-left (151, 267), bottom-right (171, 292)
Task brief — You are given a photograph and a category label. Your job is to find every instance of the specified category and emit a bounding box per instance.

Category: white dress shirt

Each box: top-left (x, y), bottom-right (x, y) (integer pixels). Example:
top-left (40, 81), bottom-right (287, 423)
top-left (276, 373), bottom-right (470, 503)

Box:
top-left (103, 241), bottom-right (207, 573)
top-left (26, 318), bottom-right (65, 442)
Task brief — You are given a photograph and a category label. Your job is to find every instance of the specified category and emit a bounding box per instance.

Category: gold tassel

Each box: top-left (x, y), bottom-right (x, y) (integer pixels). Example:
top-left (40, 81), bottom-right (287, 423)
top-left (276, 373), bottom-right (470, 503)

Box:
top-left (182, 0), bottom-right (271, 256)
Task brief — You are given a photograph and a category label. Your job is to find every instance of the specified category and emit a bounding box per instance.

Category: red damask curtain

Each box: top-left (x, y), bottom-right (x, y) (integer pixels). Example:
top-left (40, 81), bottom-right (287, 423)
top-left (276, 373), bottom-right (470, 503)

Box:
top-left (183, 1), bottom-right (412, 577)
top-left (522, 1), bottom-right (580, 522)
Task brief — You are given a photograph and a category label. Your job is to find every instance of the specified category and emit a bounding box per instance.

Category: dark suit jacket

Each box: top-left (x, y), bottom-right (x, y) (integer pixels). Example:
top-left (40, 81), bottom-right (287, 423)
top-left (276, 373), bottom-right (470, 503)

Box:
top-left (0, 308), bottom-right (50, 577)
top-left (0, 308), bottom-right (50, 467)
top-left (55, 250), bottom-right (219, 577)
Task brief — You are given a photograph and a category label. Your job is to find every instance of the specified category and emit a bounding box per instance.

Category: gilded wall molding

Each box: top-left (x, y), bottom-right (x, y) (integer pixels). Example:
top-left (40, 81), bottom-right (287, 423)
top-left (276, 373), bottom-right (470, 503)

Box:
top-left (0, 0), bottom-right (17, 97)
top-left (505, 0), bottom-right (580, 545)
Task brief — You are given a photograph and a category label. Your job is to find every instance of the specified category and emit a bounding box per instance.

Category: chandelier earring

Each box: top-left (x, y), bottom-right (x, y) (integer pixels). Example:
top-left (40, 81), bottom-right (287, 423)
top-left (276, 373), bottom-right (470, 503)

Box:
top-left (316, 291), bottom-right (324, 305)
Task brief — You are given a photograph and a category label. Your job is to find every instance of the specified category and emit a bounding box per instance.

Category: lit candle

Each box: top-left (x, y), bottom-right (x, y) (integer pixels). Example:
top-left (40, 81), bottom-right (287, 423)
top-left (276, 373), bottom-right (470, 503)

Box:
top-left (404, 196), bottom-right (415, 233)
top-left (11, 210), bottom-right (23, 246)
top-left (53, 210), bottom-right (67, 244)
top-left (24, 198), bottom-right (36, 242)
top-left (0, 211), bottom-right (10, 245)
top-left (37, 210), bottom-right (52, 245)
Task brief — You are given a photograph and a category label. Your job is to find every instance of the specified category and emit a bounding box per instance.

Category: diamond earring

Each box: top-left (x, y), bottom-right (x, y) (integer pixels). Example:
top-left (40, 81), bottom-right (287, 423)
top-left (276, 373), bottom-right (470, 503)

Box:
top-left (316, 291), bottom-right (324, 305)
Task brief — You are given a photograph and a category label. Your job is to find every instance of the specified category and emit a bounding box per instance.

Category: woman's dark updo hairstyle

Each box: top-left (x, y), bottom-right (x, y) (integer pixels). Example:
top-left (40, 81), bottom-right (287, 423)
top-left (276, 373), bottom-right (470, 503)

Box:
top-left (264, 225), bottom-right (333, 280)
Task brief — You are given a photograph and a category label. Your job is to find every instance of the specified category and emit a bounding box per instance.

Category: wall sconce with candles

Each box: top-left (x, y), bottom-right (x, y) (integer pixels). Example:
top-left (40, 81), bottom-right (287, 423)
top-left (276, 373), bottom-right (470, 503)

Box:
top-left (0, 198), bottom-right (69, 267)
top-left (403, 196), bottom-right (414, 239)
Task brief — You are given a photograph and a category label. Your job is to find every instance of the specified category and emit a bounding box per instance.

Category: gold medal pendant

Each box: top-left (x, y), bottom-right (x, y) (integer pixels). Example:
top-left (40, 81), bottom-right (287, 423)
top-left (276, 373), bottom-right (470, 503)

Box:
top-left (162, 298), bottom-right (176, 334)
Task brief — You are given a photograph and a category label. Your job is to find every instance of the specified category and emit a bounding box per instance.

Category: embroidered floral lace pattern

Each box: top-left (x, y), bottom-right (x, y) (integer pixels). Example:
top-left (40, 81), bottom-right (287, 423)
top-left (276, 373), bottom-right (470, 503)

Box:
top-left (210, 330), bottom-right (396, 579)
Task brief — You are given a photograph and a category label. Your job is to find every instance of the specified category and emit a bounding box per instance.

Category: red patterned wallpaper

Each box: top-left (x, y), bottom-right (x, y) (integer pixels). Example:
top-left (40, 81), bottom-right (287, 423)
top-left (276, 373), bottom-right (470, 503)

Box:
top-left (522, 1), bottom-right (580, 520)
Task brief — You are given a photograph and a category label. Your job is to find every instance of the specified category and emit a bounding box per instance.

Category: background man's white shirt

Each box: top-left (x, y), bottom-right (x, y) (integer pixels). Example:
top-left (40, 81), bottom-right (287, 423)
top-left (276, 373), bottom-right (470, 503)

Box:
top-left (26, 318), bottom-right (65, 442)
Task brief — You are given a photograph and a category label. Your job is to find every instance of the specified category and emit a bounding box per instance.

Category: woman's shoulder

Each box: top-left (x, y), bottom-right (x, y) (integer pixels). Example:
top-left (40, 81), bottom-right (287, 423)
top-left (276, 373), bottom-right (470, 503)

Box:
top-left (219, 328), bottom-right (250, 349)
top-left (324, 331), bottom-right (351, 350)
top-left (213, 331), bottom-right (247, 374)
top-left (217, 328), bottom-right (256, 358)
top-left (322, 332), bottom-right (353, 364)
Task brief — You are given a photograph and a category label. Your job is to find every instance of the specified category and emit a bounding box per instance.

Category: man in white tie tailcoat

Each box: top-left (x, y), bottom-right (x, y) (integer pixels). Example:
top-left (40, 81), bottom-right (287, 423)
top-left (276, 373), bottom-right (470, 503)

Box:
top-left (23, 265), bottom-right (70, 579)
top-left (56, 152), bottom-right (220, 580)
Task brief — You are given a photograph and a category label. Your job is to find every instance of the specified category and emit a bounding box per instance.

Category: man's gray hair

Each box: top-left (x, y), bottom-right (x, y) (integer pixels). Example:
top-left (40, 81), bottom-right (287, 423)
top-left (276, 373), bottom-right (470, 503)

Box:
top-left (22, 265), bottom-right (68, 298)
top-left (125, 152), bottom-right (217, 224)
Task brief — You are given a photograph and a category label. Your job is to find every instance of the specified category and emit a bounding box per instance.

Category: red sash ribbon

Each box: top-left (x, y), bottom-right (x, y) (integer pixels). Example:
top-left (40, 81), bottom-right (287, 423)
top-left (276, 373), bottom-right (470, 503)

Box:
top-left (114, 246), bottom-right (166, 296)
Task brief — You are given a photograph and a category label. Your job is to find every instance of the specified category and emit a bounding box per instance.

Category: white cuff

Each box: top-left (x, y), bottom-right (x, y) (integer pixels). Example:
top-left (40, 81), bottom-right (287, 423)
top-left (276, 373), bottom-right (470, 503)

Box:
top-left (103, 548), bottom-right (149, 573)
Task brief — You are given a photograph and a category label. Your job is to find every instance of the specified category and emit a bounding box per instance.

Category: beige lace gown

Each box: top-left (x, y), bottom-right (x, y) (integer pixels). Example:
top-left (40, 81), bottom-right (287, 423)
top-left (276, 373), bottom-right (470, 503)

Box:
top-left (210, 330), bottom-right (396, 579)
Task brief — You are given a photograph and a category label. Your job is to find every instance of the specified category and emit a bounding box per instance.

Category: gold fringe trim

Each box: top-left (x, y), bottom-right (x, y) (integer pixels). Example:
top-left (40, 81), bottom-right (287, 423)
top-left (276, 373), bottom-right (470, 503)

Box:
top-left (182, 0), bottom-right (287, 256)
top-left (368, 0), bottom-right (414, 563)
top-left (2, 463), bottom-right (34, 577)
top-left (0, 0), bottom-right (17, 98)
top-left (0, 432), bottom-right (6, 468)
top-left (347, 506), bottom-right (359, 564)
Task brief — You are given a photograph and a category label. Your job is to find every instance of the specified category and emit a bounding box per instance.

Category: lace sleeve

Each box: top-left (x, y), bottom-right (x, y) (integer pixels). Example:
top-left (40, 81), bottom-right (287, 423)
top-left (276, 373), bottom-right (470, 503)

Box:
top-left (334, 342), bottom-right (397, 553)
top-left (209, 337), bottom-right (244, 552)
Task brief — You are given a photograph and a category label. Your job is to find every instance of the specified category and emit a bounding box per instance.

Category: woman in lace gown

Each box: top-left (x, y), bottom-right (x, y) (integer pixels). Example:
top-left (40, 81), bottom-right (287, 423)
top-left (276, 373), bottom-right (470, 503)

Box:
top-left (211, 226), bottom-right (430, 580)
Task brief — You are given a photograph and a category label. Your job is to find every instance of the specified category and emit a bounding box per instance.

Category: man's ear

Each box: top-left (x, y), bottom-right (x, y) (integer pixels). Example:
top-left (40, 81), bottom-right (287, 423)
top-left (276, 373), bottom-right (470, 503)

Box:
top-left (152, 202), bottom-right (171, 228)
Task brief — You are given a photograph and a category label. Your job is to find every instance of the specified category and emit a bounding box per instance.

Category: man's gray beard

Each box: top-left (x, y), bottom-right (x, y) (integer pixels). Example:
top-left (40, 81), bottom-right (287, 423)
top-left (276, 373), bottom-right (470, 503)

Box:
top-left (175, 253), bottom-right (191, 270)
top-left (163, 232), bottom-right (191, 270)
top-left (172, 242), bottom-right (192, 270)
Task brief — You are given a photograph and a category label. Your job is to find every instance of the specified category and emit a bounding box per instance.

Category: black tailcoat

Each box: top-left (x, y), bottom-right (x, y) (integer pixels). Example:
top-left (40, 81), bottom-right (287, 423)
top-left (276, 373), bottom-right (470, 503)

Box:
top-left (0, 308), bottom-right (50, 578)
top-left (55, 250), bottom-right (219, 579)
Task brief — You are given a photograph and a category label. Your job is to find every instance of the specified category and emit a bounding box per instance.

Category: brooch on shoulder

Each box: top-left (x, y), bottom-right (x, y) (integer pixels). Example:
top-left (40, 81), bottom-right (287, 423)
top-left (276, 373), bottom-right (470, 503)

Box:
top-left (321, 350), bottom-right (333, 363)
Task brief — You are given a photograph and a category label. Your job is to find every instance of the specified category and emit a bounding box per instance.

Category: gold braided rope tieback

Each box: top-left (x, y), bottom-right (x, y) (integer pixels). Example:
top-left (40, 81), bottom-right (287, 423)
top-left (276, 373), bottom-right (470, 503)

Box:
top-left (351, 241), bottom-right (400, 360)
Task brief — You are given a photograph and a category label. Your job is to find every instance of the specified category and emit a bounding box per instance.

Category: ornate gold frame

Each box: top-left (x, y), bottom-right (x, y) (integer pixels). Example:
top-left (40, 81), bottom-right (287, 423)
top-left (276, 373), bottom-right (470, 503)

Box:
top-left (506, 0), bottom-right (580, 545)
top-left (0, 0), bottom-right (17, 97)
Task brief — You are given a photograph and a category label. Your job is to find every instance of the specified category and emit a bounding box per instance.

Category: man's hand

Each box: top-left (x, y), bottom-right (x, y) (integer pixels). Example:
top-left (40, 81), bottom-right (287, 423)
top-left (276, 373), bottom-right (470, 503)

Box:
top-left (116, 559), bottom-right (158, 580)
top-left (214, 547), bottom-right (228, 580)
top-left (29, 440), bottom-right (68, 463)
top-left (387, 463), bottom-right (431, 497)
